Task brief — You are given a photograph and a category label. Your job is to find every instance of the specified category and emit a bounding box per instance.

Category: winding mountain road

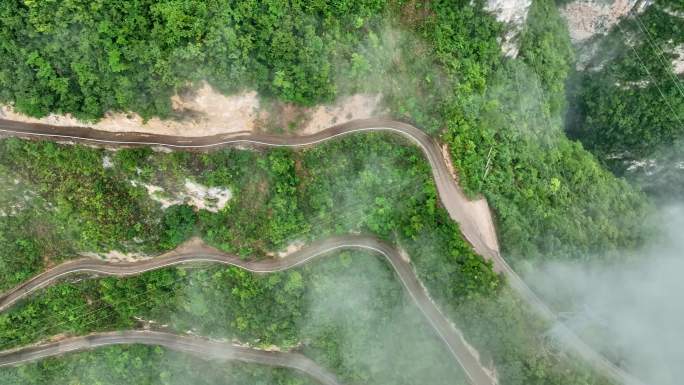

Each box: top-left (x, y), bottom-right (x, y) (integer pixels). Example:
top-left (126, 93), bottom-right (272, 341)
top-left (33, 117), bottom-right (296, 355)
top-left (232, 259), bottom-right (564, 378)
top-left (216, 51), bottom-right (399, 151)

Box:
top-left (0, 118), bottom-right (500, 262)
top-left (0, 330), bottom-right (341, 385)
top-left (0, 236), bottom-right (495, 385)
top-left (0, 118), bottom-right (643, 385)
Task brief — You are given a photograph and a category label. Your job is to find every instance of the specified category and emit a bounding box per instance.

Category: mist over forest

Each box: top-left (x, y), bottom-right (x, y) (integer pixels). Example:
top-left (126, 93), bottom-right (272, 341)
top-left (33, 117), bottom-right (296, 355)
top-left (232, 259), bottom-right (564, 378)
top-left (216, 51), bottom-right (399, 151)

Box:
top-left (0, 0), bottom-right (682, 384)
top-left (526, 205), bottom-right (684, 385)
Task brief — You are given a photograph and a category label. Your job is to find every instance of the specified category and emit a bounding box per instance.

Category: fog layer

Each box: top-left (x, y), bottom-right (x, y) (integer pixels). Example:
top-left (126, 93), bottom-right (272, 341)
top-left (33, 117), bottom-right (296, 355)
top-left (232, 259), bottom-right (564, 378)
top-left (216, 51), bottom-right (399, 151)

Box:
top-left (526, 205), bottom-right (684, 385)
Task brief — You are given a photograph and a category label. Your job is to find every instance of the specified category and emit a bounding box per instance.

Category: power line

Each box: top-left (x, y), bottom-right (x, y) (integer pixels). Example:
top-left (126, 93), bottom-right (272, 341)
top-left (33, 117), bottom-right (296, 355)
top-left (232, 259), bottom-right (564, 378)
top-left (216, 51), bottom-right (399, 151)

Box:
top-left (614, 22), bottom-right (684, 128)
top-left (630, 10), bottom-right (684, 99)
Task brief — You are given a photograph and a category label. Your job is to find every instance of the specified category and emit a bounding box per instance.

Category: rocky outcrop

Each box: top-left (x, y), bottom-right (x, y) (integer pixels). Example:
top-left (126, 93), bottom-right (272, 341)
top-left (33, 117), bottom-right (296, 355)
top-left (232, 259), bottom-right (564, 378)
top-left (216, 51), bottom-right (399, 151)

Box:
top-left (486, 0), bottom-right (533, 57)
top-left (560, 0), bottom-right (648, 43)
top-left (673, 44), bottom-right (684, 74)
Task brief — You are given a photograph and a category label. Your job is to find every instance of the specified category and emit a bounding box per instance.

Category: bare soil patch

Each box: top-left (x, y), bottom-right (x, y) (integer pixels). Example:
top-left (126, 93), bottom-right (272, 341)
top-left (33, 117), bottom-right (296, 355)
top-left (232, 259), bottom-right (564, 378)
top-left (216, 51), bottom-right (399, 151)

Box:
top-left (1, 82), bottom-right (259, 137)
top-left (300, 94), bottom-right (383, 135)
top-left (2, 88), bottom-right (383, 138)
top-left (256, 93), bottom-right (384, 135)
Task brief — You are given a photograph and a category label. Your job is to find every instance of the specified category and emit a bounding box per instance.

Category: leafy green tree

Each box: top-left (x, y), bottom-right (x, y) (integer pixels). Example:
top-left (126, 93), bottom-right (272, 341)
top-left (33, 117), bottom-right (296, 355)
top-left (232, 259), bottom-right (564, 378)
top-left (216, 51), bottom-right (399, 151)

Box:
top-left (159, 204), bottom-right (197, 249)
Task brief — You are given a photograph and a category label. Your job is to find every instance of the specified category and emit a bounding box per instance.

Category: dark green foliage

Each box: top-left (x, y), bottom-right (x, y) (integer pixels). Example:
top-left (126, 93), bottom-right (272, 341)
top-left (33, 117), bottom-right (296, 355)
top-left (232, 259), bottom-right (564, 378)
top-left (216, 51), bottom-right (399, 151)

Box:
top-left (519, 0), bottom-right (574, 115)
top-left (431, 0), bottom-right (651, 261)
top-left (298, 134), bottom-right (499, 299)
top-left (159, 204), bottom-right (197, 249)
top-left (0, 213), bottom-right (43, 290)
top-left (0, 133), bottom-right (614, 384)
top-left (362, 0), bottom-right (504, 133)
top-left (0, 140), bottom-right (160, 291)
top-left (0, 0), bottom-right (389, 119)
top-left (0, 0), bottom-right (655, 384)
top-left (0, 139), bottom-right (162, 253)
top-left (566, 0), bottom-right (684, 199)
top-left (445, 63), bottom-right (650, 260)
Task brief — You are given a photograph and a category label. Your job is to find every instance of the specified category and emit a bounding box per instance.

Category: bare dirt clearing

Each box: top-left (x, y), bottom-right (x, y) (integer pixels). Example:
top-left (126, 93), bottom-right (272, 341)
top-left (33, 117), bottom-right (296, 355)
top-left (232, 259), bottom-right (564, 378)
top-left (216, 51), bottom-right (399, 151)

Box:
top-left (1, 84), bottom-right (383, 138)
top-left (300, 94), bottom-right (383, 135)
top-left (0, 82), bottom-right (259, 137)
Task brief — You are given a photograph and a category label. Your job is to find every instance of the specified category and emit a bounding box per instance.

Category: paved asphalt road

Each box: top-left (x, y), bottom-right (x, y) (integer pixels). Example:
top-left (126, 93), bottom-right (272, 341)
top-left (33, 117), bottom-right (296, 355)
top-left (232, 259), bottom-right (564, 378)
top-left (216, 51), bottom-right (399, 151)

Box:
top-left (0, 118), bottom-right (643, 385)
top-left (0, 330), bottom-right (341, 385)
top-left (0, 236), bottom-right (497, 385)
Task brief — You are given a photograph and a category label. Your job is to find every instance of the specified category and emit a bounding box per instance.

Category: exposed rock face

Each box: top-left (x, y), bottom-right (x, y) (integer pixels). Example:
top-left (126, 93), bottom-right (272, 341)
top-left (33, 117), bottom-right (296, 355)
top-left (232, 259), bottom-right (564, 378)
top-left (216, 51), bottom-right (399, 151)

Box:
top-left (486, 0), bottom-right (533, 57)
top-left (560, 0), bottom-right (646, 43)
top-left (673, 44), bottom-right (684, 74)
top-left (130, 179), bottom-right (232, 213)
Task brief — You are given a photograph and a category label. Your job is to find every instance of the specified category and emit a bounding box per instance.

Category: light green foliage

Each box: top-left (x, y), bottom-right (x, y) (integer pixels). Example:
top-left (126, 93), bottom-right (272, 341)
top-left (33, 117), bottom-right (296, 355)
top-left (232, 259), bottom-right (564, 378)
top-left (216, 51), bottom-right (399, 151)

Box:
top-left (0, 134), bottom-right (611, 384)
top-left (0, 139), bottom-right (162, 253)
top-left (0, 0), bottom-right (655, 384)
top-left (568, 0), bottom-right (684, 159)
top-left (519, 0), bottom-right (574, 115)
top-left (299, 134), bottom-right (499, 300)
top-left (446, 63), bottom-right (650, 260)
top-left (0, 140), bottom-right (164, 291)
top-left (454, 289), bottom-right (613, 385)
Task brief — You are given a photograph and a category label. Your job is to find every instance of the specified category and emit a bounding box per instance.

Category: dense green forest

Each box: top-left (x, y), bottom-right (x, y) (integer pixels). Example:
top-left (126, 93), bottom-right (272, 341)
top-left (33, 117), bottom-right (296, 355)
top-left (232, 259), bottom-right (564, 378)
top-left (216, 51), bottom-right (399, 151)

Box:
top-left (0, 248), bottom-right (610, 385)
top-left (1, 134), bottom-right (614, 385)
top-left (0, 0), bottom-right (650, 264)
top-left (437, 0), bottom-right (650, 261)
top-left (0, 0), bottom-right (664, 384)
top-left (0, 0), bottom-right (390, 118)
top-left (0, 250), bottom-right (469, 385)
top-left (566, 0), bottom-right (684, 202)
